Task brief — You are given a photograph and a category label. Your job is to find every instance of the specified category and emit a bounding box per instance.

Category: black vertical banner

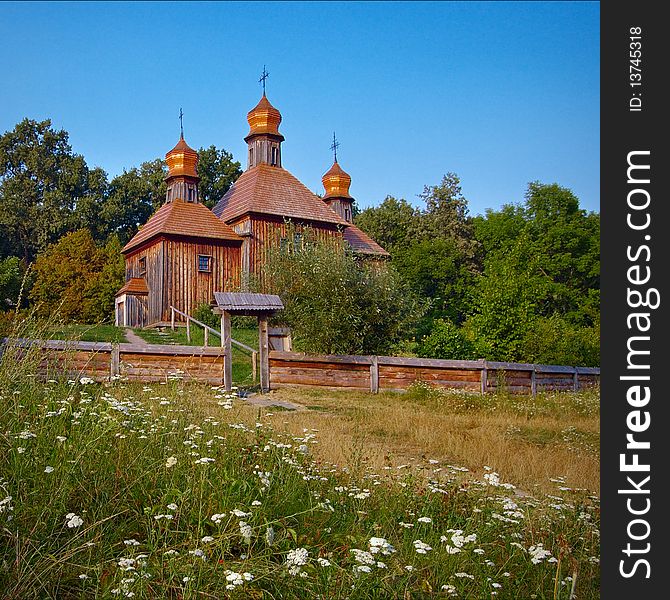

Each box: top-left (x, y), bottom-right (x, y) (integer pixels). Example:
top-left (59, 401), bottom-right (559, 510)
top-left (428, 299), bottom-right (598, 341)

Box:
top-left (601, 2), bottom-right (669, 596)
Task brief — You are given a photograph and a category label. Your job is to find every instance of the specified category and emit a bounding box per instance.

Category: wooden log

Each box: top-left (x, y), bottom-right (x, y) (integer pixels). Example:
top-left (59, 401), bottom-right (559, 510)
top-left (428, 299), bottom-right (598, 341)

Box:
top-left (531, 368), bottom-right (537, 396)
top-left (269, 359), bottom-right (370, 372)
top-left (222, 311), bottom-right (232, 391)
top-left (370, 356), bottom-right (379, 393)
top-left (259, 316), bottom-right (270, 393)
top-left (111, 344), bottom-right (120, 378)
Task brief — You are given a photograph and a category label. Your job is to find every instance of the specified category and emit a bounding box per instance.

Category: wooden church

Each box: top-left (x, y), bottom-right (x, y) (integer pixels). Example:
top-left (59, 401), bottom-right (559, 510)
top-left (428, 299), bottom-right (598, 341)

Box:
top-left (115, 91), bottom-right (389, 328)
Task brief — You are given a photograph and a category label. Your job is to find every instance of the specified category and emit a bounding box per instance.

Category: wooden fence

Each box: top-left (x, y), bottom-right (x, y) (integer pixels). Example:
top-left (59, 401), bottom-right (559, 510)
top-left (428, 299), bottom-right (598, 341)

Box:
top-left (1, 339), bottom-right (600, 394)
top-left (3, 339), bottom-right (228, 385)
top-left (269, 351), bottom-right (600, 395)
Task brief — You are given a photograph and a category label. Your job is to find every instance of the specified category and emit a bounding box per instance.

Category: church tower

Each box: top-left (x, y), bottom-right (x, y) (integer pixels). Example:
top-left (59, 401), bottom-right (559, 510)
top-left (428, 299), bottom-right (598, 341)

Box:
top-left (245, 93), bottom-right (284, 169)
top-left (322, 157), bottom-right (355, 223)
top-left (165, 134), bottom-right (200, 203)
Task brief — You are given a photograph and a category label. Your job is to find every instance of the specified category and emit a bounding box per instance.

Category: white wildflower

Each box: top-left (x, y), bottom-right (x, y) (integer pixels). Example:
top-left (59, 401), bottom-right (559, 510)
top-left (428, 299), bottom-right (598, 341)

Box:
top-left (44, 466), bottom-right (54, 473)
top-left (528, 543), bottom-right (553, 564)
top-left (165, 456), bottom-right (177, 468)
top-left (65, 513), bottom-right (83, 528)
top-left (369, 537), bottom-right (396, 555)
top-left (285, 547), bottom-right (309, 575)
top-left (413, 539), bottom-right (432, 554)
top-left (417, 516), bottom-right (432, 524)
top-left (239, 521), bottom-right (252, 544)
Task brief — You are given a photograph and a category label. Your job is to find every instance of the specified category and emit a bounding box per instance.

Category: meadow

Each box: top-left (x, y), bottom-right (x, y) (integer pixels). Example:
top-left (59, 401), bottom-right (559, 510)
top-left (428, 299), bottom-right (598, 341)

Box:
top-left (0, 338), bottom-right (600, 599)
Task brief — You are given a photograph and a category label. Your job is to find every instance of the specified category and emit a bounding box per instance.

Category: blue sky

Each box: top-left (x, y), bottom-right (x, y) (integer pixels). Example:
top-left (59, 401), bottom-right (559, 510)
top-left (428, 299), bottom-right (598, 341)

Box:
top-left (0, 1), bottom-right (599, 216)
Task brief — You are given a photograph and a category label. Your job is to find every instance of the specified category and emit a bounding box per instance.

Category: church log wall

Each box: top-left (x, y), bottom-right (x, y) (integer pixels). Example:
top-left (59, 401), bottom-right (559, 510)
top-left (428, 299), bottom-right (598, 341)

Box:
top-left (161, 238), bottom-right (241, 323)
top-left (243, 215), bottom-right (342, 280)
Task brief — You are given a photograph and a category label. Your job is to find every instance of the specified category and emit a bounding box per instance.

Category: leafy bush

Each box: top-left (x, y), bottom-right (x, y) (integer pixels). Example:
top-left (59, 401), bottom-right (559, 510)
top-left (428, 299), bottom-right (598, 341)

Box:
top-left (521, 315), bottom-right (600, 367)
top-left (0, 256), bottom-right (23, 310)
top-left (29, 230), bottom-right (124, 323)
top-left (256, 230), bottom-right (426, 355)
top-left (416, 318), bottom-right (479, 360)
top-left (192, 303), bottom-right (219, 330)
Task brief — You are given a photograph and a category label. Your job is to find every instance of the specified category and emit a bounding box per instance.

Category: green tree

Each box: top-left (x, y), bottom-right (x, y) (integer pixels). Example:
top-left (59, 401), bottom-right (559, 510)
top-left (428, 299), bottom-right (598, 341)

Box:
top-left (0, 256), bottom-right (23, 311)
top-left (29, 229), bottom-right (124, 323)
top-left (101, 159), bottom-right (167, 245)
top-left (464, 237), bottom-right (544, 362)
top-left (354, 196), bottom-right (419, 250)
top-left (416, 318), bottom-right (479, 360)
top-left (0, 119), bottom-right (98, 261)
top-left (197, 145), bottom-right (242, 209)
top-left (256, 231), bottom-right (425, 355)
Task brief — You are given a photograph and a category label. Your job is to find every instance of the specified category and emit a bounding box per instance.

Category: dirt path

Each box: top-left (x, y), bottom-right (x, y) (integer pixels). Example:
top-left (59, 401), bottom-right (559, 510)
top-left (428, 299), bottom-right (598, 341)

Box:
top-left (124, 329), bottom-right (147, 346)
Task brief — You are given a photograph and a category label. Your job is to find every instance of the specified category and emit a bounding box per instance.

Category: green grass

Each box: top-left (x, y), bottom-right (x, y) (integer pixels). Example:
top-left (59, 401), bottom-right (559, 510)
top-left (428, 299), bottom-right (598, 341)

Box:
top-left (0, 344), bottom-right (600, 599)
top-left (132, 326), bottom-right (259, 388)
top-left (15, 322), bottom-right (127, 343)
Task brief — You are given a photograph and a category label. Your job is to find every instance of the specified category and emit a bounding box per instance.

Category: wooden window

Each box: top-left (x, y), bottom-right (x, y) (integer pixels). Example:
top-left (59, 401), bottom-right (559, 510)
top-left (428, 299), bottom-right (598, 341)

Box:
top-left (271, 146), bottom-right (277, 166)
top-left (280, 237), bottom-right (288, 253)
top-left (138, 257), bottom-right (146, 275)
top-left (293, 233), bottom-right (302, 251)
top-left (198, 255), bottom-right (212, 272)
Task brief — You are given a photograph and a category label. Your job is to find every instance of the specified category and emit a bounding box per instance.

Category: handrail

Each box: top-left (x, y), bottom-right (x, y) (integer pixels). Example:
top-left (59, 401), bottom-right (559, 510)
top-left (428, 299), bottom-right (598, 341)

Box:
top-left (169, 306), bottom-right (255, 353)
top-left (169, 306), bottom-right (258, 382)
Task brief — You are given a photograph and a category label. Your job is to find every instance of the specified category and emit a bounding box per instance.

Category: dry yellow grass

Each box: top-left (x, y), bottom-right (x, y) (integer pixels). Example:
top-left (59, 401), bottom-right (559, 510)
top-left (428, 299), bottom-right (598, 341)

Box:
top-left (246, 385), bottom-right (600, 496)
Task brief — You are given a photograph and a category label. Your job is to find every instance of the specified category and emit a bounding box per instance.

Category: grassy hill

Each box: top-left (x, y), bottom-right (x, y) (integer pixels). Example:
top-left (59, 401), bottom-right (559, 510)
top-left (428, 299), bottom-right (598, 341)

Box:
top-left (0, 342), bottom-right (600, 598)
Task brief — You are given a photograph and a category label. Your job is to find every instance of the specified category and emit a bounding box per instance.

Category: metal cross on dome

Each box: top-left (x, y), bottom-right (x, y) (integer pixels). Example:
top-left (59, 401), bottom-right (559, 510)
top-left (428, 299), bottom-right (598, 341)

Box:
top-left (259, 66), bottom-right (269, 94)
top-left (330, 131), bottom-right (339, 162)
top-left (179, 108), bottom-right (184, 138)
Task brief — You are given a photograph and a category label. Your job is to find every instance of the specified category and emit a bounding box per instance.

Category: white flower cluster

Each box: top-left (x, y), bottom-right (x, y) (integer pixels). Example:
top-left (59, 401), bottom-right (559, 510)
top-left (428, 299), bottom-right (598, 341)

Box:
top-left (224, 570), bottom-right (253, 590)
top-left (413, 539), bottom-right (432, 554)
top-left (285, 547), bottom-right (309, 576)
top-left (528, 543), bottom-right (553, 564)
top-left (369, 537), bottom-right (396, 556)
top-left (440, 529), bottom-right (477, 554)
top-left (65, 512), bottom-right (83, 528)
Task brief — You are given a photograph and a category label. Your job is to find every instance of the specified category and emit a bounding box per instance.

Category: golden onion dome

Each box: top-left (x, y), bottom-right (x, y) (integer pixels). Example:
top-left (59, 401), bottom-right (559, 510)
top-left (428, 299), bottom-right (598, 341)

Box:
top-left (246, 93), bottom-right (283, 139)
top-left (166, 135), bottom-right (199, 179)
top-left (322, 160), bottom-right (353, 199)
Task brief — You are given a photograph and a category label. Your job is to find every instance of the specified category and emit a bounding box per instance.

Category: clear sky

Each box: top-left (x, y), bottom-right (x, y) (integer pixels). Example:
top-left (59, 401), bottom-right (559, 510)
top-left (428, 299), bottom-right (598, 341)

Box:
top-left (0, 1), bottom-right (599, 216)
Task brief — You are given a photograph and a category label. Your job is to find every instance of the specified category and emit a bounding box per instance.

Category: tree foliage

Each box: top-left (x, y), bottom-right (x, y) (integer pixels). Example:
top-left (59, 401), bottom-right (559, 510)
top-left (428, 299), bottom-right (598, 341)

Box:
top-left (197, 145), bottom-right (242, 209)
top-left (356, 179), bottom-right (600, 365)
top-left (256, 231), bottom-right (425, 355)
top-left (0, 257), bottom-right (23, 311)
top-left (0, 119), bottom-right (99, 261)
top-left (29, 230), bottom-right (125, 323)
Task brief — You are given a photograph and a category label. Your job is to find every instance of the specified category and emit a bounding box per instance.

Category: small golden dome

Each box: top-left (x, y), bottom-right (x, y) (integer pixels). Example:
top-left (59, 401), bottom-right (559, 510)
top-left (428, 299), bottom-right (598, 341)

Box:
top-left (246, 94), bottom-right (283, 139)
top-left (322, 160), bottom-right (353, 199)
top-left (166, 135), bottom-right (199, 179)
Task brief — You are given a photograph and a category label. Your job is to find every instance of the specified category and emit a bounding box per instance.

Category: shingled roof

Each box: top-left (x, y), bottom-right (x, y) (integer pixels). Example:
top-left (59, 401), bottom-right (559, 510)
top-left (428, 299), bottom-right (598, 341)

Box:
top-left (115, 277), bottom-right (149, 296)
top-left (213, 292), bottom-right (284, 314)
top-left (212, 164), bottom-right (349, 227)
top-left (343, 224), bottom-right (390, 257)
top-left (123, 198), bottom-right (243, 254)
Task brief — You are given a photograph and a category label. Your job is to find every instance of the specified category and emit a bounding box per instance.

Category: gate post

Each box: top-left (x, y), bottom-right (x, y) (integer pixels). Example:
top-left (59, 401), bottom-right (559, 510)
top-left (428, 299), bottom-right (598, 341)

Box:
top-left (221, 311), bottom-right (232, 391)
top-left (258, 317), bottom-right (270, 393)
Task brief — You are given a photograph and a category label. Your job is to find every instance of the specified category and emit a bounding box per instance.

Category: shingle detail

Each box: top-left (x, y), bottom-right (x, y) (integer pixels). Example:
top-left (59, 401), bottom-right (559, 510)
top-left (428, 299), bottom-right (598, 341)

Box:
top-left (123, 198), bottom-right (243, 253)
top-left (343, 224), bottom-right (390, 256)
top-left (213, 164), bottom-right (349, 227)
